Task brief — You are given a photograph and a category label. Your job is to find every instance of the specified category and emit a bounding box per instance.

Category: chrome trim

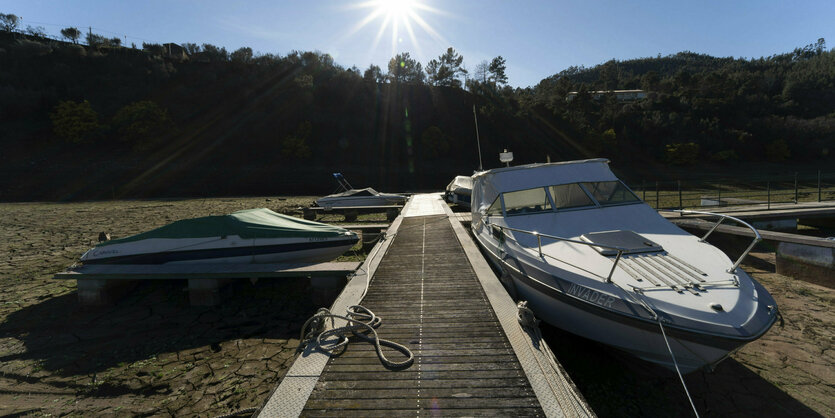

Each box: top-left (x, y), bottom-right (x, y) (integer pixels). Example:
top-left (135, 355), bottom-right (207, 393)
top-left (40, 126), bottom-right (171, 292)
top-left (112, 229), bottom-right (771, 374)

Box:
top-left (661, 209), bottom-right (762, 273)
top-left (485, 222), bottom-right (628, 283)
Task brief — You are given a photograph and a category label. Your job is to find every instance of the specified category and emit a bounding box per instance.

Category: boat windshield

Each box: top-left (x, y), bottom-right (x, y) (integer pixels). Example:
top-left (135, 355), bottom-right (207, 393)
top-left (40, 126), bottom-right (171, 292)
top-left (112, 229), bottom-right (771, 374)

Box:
top-left (582, 181), bottom-right (640, 206)
top-left (548, 184), bottom-right (595, 209)
top-left (503, 187), bottom-right (552, 215)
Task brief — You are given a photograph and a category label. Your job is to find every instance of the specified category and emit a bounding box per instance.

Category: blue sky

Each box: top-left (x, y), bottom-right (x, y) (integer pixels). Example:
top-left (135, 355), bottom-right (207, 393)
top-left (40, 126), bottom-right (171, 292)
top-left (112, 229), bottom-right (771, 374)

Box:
top-left (8, 0), bottom-right (835, 87)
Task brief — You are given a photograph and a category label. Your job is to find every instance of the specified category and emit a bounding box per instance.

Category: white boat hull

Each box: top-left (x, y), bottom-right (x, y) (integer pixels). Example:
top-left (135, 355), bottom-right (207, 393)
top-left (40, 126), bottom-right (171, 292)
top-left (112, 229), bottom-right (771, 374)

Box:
top-left (81, 234), bottom-right (358, 265)
top-left (475, 231), bottom-right (775, 374)
top-left (315, 196), bottom-right (405, 208)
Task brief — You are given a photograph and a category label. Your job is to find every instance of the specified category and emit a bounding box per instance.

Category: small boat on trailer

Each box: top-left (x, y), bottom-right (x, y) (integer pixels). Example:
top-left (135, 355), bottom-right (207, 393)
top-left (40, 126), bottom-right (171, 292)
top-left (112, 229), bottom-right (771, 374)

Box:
top-left (471, 158), bottom-right (779, 373)
top-left (80, 208), bottom-right (358, 265)
top-left (315, 173), bottom-right (407, 208)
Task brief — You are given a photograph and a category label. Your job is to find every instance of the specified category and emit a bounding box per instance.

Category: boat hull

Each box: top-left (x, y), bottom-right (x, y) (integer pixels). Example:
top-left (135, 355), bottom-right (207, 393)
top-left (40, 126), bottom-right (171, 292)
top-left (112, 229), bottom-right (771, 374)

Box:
top-left (315, 196), bottom-right (405, 208)
top-left (475, 233), bottom-right (775, 374)
top-left (81, 236), bottom-right (358, 265)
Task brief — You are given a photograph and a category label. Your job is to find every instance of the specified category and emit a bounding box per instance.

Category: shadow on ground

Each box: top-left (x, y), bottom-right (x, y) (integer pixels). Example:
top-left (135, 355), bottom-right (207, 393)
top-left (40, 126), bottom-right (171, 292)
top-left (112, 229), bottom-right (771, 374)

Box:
top-left (0, 278), bottom-right (318, 382)
top-left (543, 325), bottom-right (822, 417)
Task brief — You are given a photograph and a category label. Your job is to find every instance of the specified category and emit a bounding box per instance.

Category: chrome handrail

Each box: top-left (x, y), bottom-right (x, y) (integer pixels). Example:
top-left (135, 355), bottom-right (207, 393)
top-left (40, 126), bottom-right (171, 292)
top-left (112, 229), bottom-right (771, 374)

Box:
top-left (486, 222), bottom-right (629, 283)
top-left (660, 209), bottom-right (762, 273)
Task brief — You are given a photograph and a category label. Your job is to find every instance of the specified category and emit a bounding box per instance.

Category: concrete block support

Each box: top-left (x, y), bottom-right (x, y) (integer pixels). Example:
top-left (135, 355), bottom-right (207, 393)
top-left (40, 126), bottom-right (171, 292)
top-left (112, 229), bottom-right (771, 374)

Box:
top-left (188, 278), bottom-right (233, 306)
top-left (310, 275), bottom-right (348, 307)
top-left (77, 279), bottom-right (137, 306)
top-left (776, 242), bottom-right (835, 288)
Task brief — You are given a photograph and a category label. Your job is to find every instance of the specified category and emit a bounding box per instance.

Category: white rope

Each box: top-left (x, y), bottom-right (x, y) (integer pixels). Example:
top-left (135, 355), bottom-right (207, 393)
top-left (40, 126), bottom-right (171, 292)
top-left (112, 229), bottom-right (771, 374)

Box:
top-left (298, 305), bottom-right (414, 370)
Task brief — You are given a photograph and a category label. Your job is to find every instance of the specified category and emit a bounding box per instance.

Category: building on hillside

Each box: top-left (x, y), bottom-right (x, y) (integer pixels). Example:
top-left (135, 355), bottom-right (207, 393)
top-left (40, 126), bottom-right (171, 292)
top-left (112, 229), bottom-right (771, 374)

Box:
top-left (566, 89), bottom-right (648, 102)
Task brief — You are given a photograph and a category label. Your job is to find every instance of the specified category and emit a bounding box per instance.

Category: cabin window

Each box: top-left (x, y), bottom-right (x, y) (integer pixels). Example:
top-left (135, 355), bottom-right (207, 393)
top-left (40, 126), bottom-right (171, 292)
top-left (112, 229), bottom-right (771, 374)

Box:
top-left (582, 181), bottom-right (640, 206)
top-left (548, 183), bottom-right (595, 209)
top-left (503, 187), bottom-right (552, 215)
top-left (486, 196), bottom-right (503, 216)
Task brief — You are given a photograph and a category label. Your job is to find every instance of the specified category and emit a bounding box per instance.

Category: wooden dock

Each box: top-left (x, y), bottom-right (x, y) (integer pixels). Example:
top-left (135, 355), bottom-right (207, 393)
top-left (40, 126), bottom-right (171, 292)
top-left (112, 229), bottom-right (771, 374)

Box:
top-left (659, 201), bottom-right (835, 221)
top-left (259, 194), bottom-right (591, 417)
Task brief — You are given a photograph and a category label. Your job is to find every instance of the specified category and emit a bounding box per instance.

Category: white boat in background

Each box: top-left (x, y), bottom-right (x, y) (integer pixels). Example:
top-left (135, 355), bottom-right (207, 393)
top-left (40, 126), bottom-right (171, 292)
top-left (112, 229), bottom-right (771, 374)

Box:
top-left (444, 175), bottom-right (473, 208)
top-left (471, 158), bottom-right (778, 373)
top-left (315, 173), bottom-right (407, 208)
top-left (80, 208), bottom-right (358, 265)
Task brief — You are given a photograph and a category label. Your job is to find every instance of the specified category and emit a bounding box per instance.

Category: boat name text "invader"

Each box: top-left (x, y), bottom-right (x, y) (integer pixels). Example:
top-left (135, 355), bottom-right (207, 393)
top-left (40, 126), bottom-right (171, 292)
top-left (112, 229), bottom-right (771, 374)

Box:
top-left (567, 283), bottom-right (616, 308)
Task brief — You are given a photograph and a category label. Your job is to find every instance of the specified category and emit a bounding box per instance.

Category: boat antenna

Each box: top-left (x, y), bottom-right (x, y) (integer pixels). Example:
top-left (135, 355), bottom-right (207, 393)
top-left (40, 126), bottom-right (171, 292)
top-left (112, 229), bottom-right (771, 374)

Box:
top-left (473, 105), bottom-right (483, 171)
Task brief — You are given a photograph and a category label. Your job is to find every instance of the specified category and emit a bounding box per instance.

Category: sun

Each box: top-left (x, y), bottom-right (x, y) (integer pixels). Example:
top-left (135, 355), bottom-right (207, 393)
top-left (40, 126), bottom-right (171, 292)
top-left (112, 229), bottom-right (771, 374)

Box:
top-left (346, 0), bottom-right (446, 56)
top-left (378, 0), bottom-right (417, 19)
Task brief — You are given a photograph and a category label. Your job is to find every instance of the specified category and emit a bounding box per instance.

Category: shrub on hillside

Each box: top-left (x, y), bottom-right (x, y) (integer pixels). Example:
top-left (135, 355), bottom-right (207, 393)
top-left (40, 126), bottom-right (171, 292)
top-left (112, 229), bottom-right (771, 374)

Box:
top-left (50, 100), bottom-right (103, 143)
top-left (112, 101), bottom-right (172, 151)
top-left (15, 39), bottom-right (51, 56)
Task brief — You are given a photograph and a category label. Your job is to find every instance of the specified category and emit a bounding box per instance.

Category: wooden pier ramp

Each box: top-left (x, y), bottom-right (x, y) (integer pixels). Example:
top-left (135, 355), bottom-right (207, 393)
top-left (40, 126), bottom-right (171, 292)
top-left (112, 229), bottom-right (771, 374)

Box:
top-left (259, 194), bottom-right (591, 417)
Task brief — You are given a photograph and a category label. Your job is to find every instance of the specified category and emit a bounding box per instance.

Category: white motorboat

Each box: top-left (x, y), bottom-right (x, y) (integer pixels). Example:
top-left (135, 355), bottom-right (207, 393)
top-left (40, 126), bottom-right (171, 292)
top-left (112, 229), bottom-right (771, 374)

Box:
top-left (80, 208), bottom-right (358, 264)
top-left (471, 159), bottom-right (778, 373)
top-left (444, 175), bottom-right (473, 208)
top-left (315, 173), bottom-right (407, 208)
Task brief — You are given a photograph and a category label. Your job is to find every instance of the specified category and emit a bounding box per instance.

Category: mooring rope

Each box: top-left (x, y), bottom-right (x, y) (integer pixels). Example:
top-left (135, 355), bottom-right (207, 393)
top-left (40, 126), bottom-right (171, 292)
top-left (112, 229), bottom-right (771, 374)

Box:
top-left (658, 319), bottom-right (700, 418)
top-left (297, 305), bottom-right (414, 370)
top-left (516, 301), bottom-right (586, 417)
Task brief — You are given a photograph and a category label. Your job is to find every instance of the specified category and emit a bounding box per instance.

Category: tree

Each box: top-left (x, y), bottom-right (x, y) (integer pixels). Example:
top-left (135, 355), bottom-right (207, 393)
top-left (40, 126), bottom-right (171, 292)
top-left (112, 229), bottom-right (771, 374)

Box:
top-left (665, 142), bottom-right (700, 165)
top-left (230, 46), bottom-right (253, 63)
top-left (60, 27), bottom-right (81, 44)
top-left (363, 64), bottom-right (384, 83)
top-left (421, 126), bottom-right (449, 157)
top-left (426, 47), bottom-right (467, 87)
top-left (112, 101), bottom-right (172, 151)
top-left (387, 52), bottom-right (424, 84)
top-left (488, 56), bottom-right (508, 85)
top-left (182, 42), bottom-right (200, 55)
top-left (473, 60), bottom-right (490, 83)
top-left (281, 121), bottom-right (312, 159)
top-left (86, 33), bottom-right (108, 48)
top-left (24, 25), bottom-right (47, 38)
top-left (50, 100), bottom-right (103, 143)
top-left (0, 13), bottom-right (20, 33)
top-left (142, 42), bottom-right (165, 56)
top-left (109, 37), bottom-right (121, 48)
top-left (201, 43), bottom-right (228, 61)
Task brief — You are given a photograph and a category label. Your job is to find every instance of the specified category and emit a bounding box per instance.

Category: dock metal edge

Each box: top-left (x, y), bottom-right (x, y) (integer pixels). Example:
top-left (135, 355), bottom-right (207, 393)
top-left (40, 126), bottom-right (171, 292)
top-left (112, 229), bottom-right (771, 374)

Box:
top-left (442, 202), bottom-right (595, 418)
top-left (256, 198), bottom-right (414, 417)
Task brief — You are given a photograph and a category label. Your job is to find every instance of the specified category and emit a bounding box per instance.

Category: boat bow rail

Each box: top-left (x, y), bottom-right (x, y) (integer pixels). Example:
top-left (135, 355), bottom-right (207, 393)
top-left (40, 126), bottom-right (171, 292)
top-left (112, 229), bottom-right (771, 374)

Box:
top-left (661, 209), bottom-right (762, 274)
top-left (485, 220), bottom-right (743, 293)
top-left (485, 222), bottom-right (630, 283)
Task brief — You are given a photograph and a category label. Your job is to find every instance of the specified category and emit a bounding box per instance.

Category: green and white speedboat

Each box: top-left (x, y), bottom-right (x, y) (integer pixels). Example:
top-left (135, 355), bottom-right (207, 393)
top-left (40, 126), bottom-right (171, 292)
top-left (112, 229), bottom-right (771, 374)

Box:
top-left (80, 208), bottom-right (358, 265)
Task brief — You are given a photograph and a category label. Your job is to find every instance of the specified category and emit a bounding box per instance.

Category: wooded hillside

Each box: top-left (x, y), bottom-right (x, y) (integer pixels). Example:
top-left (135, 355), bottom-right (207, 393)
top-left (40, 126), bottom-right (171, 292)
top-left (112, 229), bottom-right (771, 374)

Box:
top-left (1, 27), bottom-right (833, 200)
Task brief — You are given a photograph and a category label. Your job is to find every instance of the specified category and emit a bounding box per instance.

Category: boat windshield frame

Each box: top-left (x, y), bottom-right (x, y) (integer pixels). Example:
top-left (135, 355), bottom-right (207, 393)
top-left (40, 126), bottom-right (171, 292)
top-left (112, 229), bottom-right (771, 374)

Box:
top-left (493, 180), bottom-right (642, 217)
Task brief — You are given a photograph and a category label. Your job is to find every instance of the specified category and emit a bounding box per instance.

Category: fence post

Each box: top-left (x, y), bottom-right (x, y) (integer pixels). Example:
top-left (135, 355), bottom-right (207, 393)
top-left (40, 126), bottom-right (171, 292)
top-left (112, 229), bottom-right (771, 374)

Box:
top-left (655, 181), bottom-right (659, 209)
top-left (767, 181), bottom-right (771, 210)
top-left (794, 172), bottom-right (798, 204)
top-left (717, 184), bottom-right (721, 206)
top-left (678, 180), bottom-right (682, 210)
top-left (642, 180), bottom-right (646, 202)
top-left (818, 170), bottom-right (822, 202)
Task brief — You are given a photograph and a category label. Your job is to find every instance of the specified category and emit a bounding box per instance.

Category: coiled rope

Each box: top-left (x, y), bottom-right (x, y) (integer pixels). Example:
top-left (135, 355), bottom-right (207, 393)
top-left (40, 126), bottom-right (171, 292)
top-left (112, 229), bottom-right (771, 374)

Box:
top-left (297, 305), bottom-right (414, 370)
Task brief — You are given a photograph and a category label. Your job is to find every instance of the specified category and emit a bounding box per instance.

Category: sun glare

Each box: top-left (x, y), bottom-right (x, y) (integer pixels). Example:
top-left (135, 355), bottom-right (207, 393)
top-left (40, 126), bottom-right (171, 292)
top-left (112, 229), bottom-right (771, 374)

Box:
top-left (379, 0), bottom-right (416, 18)
top-left (347, 0), bottom-right (446, 56)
